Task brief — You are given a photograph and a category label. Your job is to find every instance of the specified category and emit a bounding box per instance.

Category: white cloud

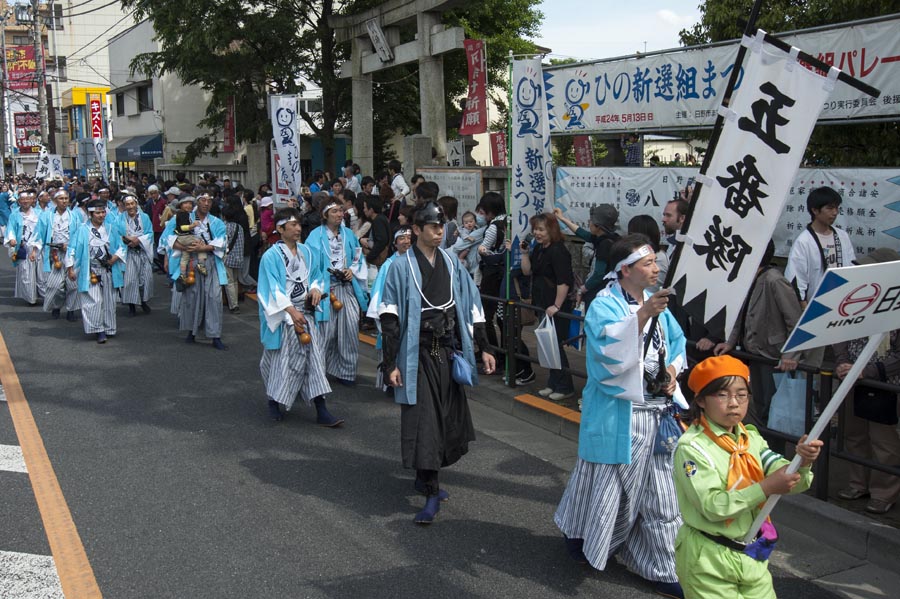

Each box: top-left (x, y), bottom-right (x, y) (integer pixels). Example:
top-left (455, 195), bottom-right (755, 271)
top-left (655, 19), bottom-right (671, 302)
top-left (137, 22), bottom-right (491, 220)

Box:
top-left (656, 9), bottom-right (696, 28)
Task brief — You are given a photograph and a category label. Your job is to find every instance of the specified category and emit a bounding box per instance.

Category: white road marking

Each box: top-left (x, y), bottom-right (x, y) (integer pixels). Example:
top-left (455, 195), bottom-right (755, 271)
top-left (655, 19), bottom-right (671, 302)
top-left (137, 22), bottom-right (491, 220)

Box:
top-left (0, 550), bottom-right (64, 599)
top-left (0, 444), bottom-right (27, 473)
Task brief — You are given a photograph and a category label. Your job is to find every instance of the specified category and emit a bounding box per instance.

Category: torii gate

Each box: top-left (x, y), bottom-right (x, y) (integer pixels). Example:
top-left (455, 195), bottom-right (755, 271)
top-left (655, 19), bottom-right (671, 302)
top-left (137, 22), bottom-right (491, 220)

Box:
top-left (329, 0), bottom-right (465, 175)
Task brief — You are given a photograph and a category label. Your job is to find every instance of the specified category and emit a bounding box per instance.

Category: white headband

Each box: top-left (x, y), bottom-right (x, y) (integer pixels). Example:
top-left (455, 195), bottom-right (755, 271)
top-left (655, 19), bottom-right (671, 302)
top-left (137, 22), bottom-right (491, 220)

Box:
top-left (276, 216), bottom-right (297, 227)
top-left (604, 244), bottom-right (654, 280)
top-left (394, 228), bottom-right (412, 240)
top-left (87, 206), bottom-right (104, 212)
top-left (322, 202), bottom-right (340, 214)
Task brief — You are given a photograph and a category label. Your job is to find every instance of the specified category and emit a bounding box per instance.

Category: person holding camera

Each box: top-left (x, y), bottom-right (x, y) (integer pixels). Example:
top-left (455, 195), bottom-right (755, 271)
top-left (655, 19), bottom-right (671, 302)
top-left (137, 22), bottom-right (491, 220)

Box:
top-left (554, 233), bottom-right (687, 599)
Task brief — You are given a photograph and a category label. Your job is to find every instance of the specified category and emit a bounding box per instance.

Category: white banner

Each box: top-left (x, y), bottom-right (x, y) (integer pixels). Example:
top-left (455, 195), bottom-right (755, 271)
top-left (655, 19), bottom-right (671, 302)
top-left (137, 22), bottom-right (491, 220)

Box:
top-left (34, 146), bottom-right (50, 179)
top-left (783, 261), bottom-right (900, 352)
top-left (544, 16), bottom-right (899, 134)
top-left (48, 154), bottom-right (63, 179)
top-left (672, 36), bottom-right (836, 339)
top-left (511, 59), bottom-right (553, 265)
top-left (271, 94), bottom-right (301, 198)
top-left (448, 139), bottom-right (465, 167)
top-left (555, 166), bottom-right (900, 259)
top-left (93, 138), bottom-right (109, 184)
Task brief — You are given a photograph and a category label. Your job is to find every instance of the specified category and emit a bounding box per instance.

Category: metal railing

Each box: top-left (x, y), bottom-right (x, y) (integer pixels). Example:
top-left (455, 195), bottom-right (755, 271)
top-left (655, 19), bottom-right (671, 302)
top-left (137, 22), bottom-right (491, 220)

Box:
top-left (479, 291), bottom-right (900, 504)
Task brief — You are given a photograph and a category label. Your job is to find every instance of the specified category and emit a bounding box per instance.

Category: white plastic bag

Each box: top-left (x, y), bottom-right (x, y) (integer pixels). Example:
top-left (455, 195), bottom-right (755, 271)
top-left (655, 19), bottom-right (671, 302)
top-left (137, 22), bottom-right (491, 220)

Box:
top-left (535, 315), bottom-right (562, 370)
top-left (767, 373), bottom-right (806, 437)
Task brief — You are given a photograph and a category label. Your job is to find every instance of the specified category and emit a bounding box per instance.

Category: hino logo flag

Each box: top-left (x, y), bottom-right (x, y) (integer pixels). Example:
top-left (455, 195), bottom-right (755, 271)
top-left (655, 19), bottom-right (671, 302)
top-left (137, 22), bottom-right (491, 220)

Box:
top-left (271, 95), bottom-right (301, 198)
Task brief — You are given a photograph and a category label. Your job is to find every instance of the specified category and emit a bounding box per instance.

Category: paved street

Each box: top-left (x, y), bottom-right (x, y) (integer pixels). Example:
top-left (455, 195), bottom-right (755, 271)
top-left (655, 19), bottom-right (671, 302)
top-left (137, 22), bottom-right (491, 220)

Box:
top-left (0, 260), bottom-right (891, 598)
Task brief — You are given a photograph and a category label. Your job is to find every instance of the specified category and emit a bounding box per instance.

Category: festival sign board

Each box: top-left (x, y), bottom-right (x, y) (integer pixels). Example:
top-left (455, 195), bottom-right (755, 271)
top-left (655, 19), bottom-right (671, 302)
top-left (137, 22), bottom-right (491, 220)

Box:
top-left (489, 132), bottom-right (507, 166)
top-left (459, 39), bottom-right (488, 135)
top-left (14, 112), bottom-right (42, 153)
top-left (783, 262), bottom-right (900, 353)
top-left (270, 94), bottom-right (301, 197)
top-left (89, 95), bottom-right (109, 183)
top-left (544, 16), bottom-right (900, 134)
top-left (417, 167), bottom-right (483, 217)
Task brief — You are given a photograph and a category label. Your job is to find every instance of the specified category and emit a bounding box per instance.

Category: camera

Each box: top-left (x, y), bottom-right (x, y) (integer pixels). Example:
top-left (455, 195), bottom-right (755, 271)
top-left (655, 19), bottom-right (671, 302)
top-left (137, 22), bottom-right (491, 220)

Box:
top-left (644, 369), bottom-right (671, 397)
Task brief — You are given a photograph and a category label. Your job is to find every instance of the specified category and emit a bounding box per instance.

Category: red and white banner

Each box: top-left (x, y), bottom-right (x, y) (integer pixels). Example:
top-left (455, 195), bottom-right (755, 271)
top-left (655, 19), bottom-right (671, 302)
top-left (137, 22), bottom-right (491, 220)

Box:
top-left (573, 135), bottom-right (593, 167)
top-left (489, 131), bottom-right (507, 166)
top-left (459, 39), bottom-right (487, 136)
top-left (89, 95), bottom-right (109, 182)
top-left (5, 46), bottom-right (43, 91)
top-left (223, 96), bottom-right (236, 153)
top-left (13, 112), bottom-right (41, 154)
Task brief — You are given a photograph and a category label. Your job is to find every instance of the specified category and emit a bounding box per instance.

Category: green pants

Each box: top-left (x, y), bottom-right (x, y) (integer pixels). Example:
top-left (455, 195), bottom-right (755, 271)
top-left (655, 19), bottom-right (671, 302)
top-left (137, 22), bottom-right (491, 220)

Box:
top-left (675, 525), bottom-right (775, 599)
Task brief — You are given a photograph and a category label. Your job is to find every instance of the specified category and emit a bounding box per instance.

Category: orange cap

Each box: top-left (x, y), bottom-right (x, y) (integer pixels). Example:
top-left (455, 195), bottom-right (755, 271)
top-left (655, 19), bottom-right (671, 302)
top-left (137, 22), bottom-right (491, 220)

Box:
top-left (687, 355), bottom-right (750, 394)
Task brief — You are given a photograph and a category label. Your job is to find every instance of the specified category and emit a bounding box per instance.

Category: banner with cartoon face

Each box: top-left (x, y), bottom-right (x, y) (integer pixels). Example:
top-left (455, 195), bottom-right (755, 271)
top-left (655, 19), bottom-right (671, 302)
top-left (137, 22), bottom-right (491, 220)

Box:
top-left (271, 95), bottom-right (301, 198)
top-left (510, 59), bottom-right (553, 267)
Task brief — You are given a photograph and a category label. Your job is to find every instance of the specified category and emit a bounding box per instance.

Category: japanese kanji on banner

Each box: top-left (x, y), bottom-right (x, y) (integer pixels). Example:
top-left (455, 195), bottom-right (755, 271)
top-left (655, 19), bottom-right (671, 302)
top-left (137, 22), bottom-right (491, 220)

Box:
top-left (34, 146), bottom-right (50, 179)
top-left (271, 94), bottom-right (301, 197)
top-left (89, 94), bottom-right (109, 183)
top-left (510, 59), bottom-right (553, 266)
top-left (459, 40), bottom-right (487, 136)
top-left (670, 32), bottom-right (838, 339)
top-left (573, 135), bottom-right (593, 167)
top-left (489, 132), bottom-right (507, 166)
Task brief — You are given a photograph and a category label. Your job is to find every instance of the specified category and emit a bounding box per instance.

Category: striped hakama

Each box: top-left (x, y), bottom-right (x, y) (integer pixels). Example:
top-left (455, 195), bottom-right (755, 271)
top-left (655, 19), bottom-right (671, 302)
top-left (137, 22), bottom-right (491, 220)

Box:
top-left (42, 265), bottom-right (79, 312)
top-left (170, 287), bottom-right (181, 316)
top-left (554, 405), bottom-right (681, 584)
top-left (13, 257), bottom-right (41, 305)
top-left (121, 247), bottom-right (154, 304)
top-left (80, 265), bottom-right (117, 335)
top-left (178, 258), bottom-right (223, 338)
top-left (260, 317), bottom-right (331, 410)
top-left (319, 282), bottom-right (359, 380)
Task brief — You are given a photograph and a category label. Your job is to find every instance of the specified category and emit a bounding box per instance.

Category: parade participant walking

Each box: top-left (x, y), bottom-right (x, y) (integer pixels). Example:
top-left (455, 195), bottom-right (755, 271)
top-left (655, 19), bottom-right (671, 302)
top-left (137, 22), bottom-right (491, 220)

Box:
top-left (120, 194), bottom-right (155, 316)
top-left (305, 199), bottom-right (368, 385)
top-left (674, 355), bottom-right (822, 599)
top-left (5, 189), bottom-right (43, 305)
top-left (257, 207), bottom-right (343, 426)
top-left (378, 202), bottom-right (496, 524)
top-left (33, 190), bottom-right (79, 320)
top-left (165, 194), bottom-right (228, 350)
top-left (554, 233), bottom-right (687, 599)
top-left (66, 200), bottom-right (125, 343)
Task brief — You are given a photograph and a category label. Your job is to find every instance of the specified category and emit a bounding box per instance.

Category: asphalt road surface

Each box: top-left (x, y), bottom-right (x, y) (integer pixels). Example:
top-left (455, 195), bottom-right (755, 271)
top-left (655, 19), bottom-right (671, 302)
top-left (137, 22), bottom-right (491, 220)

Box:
top-left (0, 260), bottom-right (850, 598)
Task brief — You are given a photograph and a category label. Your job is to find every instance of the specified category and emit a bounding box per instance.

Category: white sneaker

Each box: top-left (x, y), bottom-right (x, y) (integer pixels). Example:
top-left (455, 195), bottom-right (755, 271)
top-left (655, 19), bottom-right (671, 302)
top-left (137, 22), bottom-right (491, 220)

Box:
top-left (549, 392), bottom-right (574, 401)
top-left (538, 388), bottom-right (553, 397)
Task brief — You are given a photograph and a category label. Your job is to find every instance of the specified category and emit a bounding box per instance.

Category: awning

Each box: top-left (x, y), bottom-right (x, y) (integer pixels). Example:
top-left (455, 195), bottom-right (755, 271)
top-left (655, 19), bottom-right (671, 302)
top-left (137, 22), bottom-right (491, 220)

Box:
top-left (112, 134), bottom-right (163, 162)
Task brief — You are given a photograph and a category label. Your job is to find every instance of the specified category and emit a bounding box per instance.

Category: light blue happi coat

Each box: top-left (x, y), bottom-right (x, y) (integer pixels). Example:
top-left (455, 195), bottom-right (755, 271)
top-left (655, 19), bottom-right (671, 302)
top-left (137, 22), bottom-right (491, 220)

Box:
top-left (378, 248), bottom-right (486, 406)
top-left (67, 220), bottom-right (125, 292)
top-left (160, 210), bottom-right (228, 285)
top-left (366, 253), bottom-right (400, 349)
top-left (257, 241), bottom-right (325, 350)
top-left (304, 223), bottom-right (368, 322)
top-left (579, 281), bottom-right (686, 465)
top-left (33, 208), bottom-right (79, 273)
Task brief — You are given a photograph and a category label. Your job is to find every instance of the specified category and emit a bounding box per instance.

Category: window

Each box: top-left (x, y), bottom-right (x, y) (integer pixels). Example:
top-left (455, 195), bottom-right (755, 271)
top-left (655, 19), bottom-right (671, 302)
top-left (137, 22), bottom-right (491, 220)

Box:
top-left (47, 56), bottom-right (66, 82)
top-left (52, 4), bottom-right (63, 29)
top-left (116, 93), bottom-right (125, 117)
top-left (137, 85), bottom-right (153, 112)
top-left (13, 35), bottom-right (31, 46)
top-left (303, 98), bottom-right (322, 114)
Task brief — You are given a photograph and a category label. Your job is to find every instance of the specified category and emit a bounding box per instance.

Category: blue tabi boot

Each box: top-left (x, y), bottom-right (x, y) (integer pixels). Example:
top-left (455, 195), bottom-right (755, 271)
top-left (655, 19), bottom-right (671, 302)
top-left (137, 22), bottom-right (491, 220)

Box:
top-left (267, 400), bottom-right (284, 422)
top-left (563, 535), bottom-right (588, 564)
top-left (414, 495), bottom-right (441, 525)
top-left (211, 337), bottom-right (227, 351)
top-left (314, 397), bottom-right (344, 427)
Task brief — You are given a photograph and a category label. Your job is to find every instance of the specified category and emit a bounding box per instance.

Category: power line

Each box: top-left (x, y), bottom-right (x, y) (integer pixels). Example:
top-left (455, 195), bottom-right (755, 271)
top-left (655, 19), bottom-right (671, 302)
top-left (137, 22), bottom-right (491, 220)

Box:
top-left (60, 0), bottom-right (121, 19)
top-left (65, 11), bottom-right (133, 59)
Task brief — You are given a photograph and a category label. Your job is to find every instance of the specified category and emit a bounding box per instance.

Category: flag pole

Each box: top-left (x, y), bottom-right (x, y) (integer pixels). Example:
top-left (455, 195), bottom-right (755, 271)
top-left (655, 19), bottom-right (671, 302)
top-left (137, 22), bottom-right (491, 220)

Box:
top-left (742, 331), bottom-right (888, 543)
top-left (505, 49), bottom-right (514, 379)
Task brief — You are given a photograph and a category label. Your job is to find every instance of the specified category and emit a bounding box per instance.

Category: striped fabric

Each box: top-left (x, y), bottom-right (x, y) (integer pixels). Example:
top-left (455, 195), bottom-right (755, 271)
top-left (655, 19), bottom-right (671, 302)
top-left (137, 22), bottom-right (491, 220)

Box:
top-left (318, 283), bottom-right (359, 380)
top-left (178, 260), bottom-right (223, 338)
top-left (79, 269), bottom-right (117, 335)
top-left (260, 318), bottom-right (332, 410)
top-left (554, 407), bottom-right (681, 583)
top-left (13, 259), bottom-right (41, 305)
top-left (121, 248), bottom-right (154, 304)
top-left (42, 267), bottom-right (79, 312)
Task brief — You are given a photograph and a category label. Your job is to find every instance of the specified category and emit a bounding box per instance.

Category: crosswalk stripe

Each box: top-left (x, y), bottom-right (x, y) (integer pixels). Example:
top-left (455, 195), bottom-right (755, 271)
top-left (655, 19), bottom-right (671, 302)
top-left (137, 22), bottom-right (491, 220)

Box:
top-left (0, 444), bottom-right (27, 473)
top-left (0, 550), bottom-right (64, 599)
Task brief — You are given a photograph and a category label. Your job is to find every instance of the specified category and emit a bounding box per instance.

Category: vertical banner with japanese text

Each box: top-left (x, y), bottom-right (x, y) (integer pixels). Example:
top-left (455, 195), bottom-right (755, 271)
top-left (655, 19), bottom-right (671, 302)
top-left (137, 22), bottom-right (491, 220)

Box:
top-left (270, 94), bottom-right (301, 197)
top-left (573, 135), bottom-right (593, 167)
top-left (489, 131), bottom-right (507, 166)
top-left (223, 96), bottom-right (236, 153)
top-left (670, 36), bottom-right (837, 339)
top-left (34, 146), bottom-right (50, 179)
top-left (448, 140), bottom-right (465, 167)
top-left (459, 40), bottom-right (487, 136)
top-left (89, 95), bottom-right (109, 183)
top-left (510, 59), bottom-right (553, 265)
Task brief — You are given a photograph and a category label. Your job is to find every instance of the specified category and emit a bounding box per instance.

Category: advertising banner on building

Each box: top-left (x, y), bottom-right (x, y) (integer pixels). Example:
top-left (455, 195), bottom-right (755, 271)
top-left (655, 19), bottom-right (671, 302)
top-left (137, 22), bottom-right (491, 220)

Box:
top-left (459, 39), bottom-right (488, 136)
top-left (543, 16), bottom-right (900, 134)
top-left (270, 94), bottom-right (301, 197)
top-left (14, 112), bottom-right (42, 153)
top-left (89, 95), bottom-right (109, 183)
top-left (510, 59), bottom-right (553, 265)
top-left (5, 46), bottom-right (42, 91)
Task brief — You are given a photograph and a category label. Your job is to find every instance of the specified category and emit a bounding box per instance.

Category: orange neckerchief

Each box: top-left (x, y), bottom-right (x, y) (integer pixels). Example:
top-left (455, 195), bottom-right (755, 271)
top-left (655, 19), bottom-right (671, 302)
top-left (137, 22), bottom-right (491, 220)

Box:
top-left (699, 414), bottom-right (765, 493)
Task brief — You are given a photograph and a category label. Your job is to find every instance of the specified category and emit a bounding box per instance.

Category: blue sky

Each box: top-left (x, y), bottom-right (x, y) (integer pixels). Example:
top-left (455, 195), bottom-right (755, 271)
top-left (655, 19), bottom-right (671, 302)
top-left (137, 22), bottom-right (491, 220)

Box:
top-left (535, 1), bottom-right (702, 61)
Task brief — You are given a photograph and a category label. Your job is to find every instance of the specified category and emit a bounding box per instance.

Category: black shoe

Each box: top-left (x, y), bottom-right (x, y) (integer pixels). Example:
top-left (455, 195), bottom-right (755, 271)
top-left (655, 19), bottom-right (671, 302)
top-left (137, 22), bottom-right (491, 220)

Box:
top-left (185, 333), bottom-right (196, 344)
top-left (66, 311), bottom-right (77, 322)
top-left (515, 371), bottom-right (536, 385)
top-left (336, 378), bottom-right (356, 387)
top-left (96, 332), bottom-right (107, 344)
top-left (653, 581), bottom-right (684, 599)
top-left (141, 302), bottom-right (151, 314)
top-left (212, 338), bottom-right (227, 351)
top-left (128, 304), bottom-right (137, 316)
top-left (267, 400), bottom-right (284, 422)
top-left (314, 397), bottom-right (344, 427)
top-left (563, 536), bottom-right (588, 564)
top-left (51, 309), bottom-right (61, 319)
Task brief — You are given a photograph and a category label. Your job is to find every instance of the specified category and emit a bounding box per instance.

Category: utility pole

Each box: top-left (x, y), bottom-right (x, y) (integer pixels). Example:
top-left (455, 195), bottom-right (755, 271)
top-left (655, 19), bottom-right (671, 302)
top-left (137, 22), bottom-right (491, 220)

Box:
top-left (31, 0), bottom-right (49, 149)
top-left (0, 10), bottom-right (8, 166)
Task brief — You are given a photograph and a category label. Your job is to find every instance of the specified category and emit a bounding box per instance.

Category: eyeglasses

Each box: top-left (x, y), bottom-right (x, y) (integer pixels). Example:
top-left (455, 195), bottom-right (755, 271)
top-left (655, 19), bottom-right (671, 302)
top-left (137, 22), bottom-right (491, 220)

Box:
top-left (711, 391), bottom-right (750, 404)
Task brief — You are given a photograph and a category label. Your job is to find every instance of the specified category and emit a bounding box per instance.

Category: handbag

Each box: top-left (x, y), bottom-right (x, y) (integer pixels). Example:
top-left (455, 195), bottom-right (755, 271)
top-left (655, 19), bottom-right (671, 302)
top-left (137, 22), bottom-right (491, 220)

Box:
top-left (853, 363), bottom-right (898, 425)
top-left (451, 351), bottom-right (475, 386)
top-left (767, 372), bottom-right (806, 437)
top-left (535, 315), bottom-right (562, 370)
top-left (654, 401), bottom-right (683, 454)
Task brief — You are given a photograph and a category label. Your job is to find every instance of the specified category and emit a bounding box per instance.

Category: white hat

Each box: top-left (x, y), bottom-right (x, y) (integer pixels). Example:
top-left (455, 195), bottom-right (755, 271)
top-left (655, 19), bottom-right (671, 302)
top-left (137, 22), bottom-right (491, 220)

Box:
top-left (260, 196), bottom-right (274, 208)
top-left (165, 186), bottom-right (181, 196)
top-left (148, 184), bottom-right (159, 192)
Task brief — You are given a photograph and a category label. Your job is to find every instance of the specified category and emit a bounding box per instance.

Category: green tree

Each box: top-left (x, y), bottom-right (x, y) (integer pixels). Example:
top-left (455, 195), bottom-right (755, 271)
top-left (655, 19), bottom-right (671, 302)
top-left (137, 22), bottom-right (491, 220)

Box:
top-left (680, 1), bottom-right (900, 166)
